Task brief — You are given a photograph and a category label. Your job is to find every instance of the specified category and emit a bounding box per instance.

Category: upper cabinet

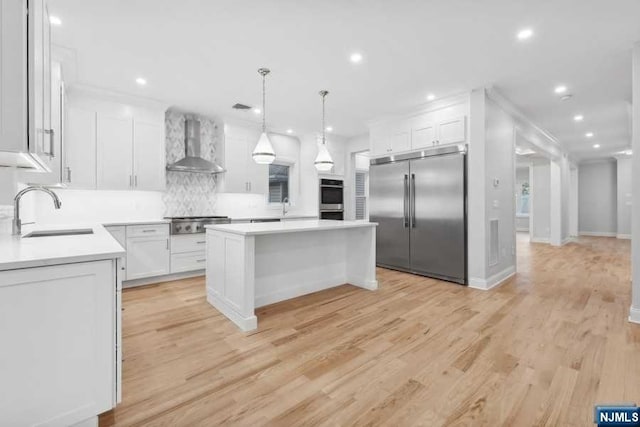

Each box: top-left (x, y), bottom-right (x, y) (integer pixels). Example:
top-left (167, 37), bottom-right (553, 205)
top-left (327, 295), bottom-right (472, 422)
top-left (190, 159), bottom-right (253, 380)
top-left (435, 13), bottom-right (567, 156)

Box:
top-left (0, 0), bottom-right (57, 170)
top-left (218, 123), bottom-right (267, 194)
top-left (369, 99), bottom-right (468, 157)
top-left (64, 88), bottom-right (167, 191)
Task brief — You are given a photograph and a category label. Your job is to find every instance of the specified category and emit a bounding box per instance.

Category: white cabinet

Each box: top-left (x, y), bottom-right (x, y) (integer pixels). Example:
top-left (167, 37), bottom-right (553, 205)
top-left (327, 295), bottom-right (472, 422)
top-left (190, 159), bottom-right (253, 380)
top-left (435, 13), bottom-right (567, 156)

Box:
top-left (437, 116), bottom-right (466, 145)
top-left (64, 106), bottom-right (97, 188)
top-left (125, 224), bottom-right (170, 280)
top-left (370, 106), bottom-right (467, 157)
top-left (220, 125), bottom-right (267, 194)
top-left (105, 225), bottom-right (126, 277)
top-left (97, 114), bottom-right (134, 190)
top-left (64, 90), bottom-right (166, 191)
top-left (134, 121), bottom-right (165, 191)
top-left (96, 115), bottom-right (165, 191)
top-left (0, 260), bottom-right (119, 426)
top-left (370, 124), bottom-right (391, 157)
top-left (410, 116), bottom-right (436, 150)
top-left (20, 60), bottom-right (65, 185)
top-left (0, 0), bottom-right (56, 170)
top-left (170, 234), bottom-right (206, 273)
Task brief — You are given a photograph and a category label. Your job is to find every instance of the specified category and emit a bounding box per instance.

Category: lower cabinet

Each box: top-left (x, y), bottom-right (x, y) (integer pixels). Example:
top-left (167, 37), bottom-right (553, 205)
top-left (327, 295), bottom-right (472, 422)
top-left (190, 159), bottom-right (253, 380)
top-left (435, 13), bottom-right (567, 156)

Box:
top-left (170, 234), bottom-right (207, 274)
top-left (105, 224), bottom-right (209, 284)
top-left (0, 259), bottom-right (120, 426)
top-left (125, 224), bottom-right (170, 280)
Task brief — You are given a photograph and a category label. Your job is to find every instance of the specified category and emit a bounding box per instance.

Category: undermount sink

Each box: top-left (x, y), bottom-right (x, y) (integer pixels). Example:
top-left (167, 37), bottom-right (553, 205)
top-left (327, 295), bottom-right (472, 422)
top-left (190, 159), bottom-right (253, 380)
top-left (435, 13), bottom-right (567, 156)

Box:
top-left (23, 228), bottom-right (94, 238)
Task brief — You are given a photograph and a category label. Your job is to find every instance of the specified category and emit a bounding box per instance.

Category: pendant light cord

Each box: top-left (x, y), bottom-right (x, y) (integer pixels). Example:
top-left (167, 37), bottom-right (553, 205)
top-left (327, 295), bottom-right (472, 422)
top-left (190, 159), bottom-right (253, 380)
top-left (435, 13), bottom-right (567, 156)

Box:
top-left (320, 90), bottom-right (329, 145)
top-left (262, 72), bottom-right (266, 133)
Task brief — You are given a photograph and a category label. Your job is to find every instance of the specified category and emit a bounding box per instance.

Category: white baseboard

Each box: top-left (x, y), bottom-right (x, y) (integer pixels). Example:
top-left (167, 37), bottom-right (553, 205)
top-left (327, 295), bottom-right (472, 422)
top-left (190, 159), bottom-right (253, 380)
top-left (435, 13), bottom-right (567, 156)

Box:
top-left (630, 306), bottom-right (640, 324)
top-left (530, 237), bottom-right (550, 244)
top-left (207, 289), bottom-right (258, 332)
top-left (348, 277), bottom-right (379, 291)
top-left (469, 266), bottom-right (516, 291)
top-left (617, 234), bottom-right (632, 240)
top-left (123, 270), bottom-right (204, 288)
top-left (579, 231), bottom-right (617, 237)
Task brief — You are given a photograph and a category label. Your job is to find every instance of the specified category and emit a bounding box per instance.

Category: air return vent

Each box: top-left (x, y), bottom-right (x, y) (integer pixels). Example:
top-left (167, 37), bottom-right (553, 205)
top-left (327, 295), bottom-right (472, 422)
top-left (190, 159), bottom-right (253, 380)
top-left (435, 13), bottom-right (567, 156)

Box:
top-left (232, 103), bottom-right (252, 110)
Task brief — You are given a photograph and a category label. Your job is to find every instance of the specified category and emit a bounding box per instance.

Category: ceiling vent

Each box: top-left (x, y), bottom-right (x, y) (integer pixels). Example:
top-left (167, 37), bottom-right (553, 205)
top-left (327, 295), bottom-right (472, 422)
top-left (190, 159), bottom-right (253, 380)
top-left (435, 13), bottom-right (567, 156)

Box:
top-left (232, 103), bottom-right (252, 110)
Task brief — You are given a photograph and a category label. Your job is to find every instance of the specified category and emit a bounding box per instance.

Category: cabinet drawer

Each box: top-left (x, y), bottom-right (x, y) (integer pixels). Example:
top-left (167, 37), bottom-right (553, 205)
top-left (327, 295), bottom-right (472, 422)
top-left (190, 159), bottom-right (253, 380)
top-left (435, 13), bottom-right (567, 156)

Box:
top-left (171, 234), bottom-right (207, 254)
top-left (171, 251), bottom-right (206, 273)
top-left (126, 223), bottom-right (169, 238)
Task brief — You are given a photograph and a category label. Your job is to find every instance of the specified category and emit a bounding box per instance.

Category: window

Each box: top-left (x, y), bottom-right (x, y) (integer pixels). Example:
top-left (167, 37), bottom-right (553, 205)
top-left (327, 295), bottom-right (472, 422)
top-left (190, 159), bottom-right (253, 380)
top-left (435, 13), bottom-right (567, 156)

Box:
top-left (269, 164), bottom-right (289, 203)
top-left (355, 171), bottom-right (367, 220)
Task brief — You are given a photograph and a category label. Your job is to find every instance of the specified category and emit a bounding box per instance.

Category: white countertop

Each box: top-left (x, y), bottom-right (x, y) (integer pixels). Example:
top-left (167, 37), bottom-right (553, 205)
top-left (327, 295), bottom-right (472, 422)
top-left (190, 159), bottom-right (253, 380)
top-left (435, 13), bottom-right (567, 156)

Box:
top-left (0, 224), bottom-right (125, 271)
top-left (206, 219), bottom-right (377, 236)
top-left (102, 219), bottom-right (170, 227)
top-left (229, 214), bottom-right (318, 222)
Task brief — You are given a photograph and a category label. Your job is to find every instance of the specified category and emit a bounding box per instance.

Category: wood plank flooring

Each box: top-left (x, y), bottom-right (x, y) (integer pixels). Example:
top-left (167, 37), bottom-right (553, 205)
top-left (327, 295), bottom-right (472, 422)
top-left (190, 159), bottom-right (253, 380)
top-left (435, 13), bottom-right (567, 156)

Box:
top-left (100, 234), bottom-right (639, 426)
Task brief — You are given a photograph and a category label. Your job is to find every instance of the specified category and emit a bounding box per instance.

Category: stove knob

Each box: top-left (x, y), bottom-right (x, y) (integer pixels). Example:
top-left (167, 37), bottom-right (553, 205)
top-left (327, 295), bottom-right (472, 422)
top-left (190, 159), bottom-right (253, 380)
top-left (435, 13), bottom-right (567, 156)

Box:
top-left (196, 225), bottom-right (203, 231)
top-left (175, 224), bottom-right (182, 232)
top-left (185, 224), bottom-right (192, 232)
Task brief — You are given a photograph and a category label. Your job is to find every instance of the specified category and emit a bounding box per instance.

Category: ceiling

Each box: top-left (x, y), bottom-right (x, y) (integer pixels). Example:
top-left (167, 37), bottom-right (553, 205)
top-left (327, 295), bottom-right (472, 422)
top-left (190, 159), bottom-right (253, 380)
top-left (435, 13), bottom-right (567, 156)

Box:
top-left (49, 0), bottom-right (640, 160)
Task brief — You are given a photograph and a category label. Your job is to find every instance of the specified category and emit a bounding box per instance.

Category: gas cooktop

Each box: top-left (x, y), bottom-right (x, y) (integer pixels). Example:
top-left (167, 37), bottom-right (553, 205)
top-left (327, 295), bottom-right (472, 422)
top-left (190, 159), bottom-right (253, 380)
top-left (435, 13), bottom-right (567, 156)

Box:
top-left (164, 216), bottom-right (230, 234)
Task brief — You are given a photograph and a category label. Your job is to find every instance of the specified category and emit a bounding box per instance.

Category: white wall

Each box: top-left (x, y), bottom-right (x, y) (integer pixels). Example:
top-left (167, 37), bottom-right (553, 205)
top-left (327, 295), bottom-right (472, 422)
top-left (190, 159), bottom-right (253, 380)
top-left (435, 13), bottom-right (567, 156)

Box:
top-left (615, 156), bottom-right (632, 238)
top-left (578, 160), bottom-right (617, 236)
top-left (631, 41), bottom-right (640, 323)
top-left (515, 166), bottom-right (529, 231)
top-left (21, 189), bottom-right (165, 225)
top-left (531, 159), bottom-right (551, 243)
top-left (468, 89), bottom-right (517, 288)
top-left (343, 134), bottom-right (369, 220)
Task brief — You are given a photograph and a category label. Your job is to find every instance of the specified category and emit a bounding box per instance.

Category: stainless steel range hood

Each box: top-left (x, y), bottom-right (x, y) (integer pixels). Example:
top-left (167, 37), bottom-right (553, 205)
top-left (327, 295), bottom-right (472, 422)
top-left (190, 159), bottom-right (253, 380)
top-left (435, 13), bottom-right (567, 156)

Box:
top-left (166, 117), bottom-right (225, 174)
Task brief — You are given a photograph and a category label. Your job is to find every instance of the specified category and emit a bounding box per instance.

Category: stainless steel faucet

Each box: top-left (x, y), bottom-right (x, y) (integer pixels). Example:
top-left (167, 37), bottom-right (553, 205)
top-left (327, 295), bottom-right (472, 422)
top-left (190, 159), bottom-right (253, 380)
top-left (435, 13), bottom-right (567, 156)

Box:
top-left (13, 186), bottom-right (62, 235)
top-left (282, 197), bottom-right (289, 216)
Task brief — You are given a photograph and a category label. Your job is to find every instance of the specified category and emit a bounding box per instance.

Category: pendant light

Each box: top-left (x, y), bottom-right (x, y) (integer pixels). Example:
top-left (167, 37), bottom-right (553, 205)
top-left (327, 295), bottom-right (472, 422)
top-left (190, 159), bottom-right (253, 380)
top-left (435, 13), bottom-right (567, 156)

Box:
top-left (314, 90), bottom-right (334, 172)
top-left (252, 68), bottom-right (276, 164)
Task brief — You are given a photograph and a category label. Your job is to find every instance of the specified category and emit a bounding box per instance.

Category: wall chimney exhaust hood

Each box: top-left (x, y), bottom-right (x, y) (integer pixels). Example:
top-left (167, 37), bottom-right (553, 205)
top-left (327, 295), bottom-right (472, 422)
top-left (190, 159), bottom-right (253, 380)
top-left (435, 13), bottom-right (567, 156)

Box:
top-left (166, 117), bottom-right (225, 174)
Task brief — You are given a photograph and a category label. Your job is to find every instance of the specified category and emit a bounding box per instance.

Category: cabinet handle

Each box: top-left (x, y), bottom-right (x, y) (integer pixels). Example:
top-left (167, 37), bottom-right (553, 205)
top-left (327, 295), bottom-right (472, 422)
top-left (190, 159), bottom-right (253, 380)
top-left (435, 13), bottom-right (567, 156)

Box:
top-left (196, 241), bottom-right (205, 244)
top-left (196, 259), bottom-right (206, 263)
top-left (142, 229), bottom-right (156, 233)
top-left (166, 239), bottom-right (169, 250)
top-left (43, 129), bottom-right (55, 157)
top-left (129, 175), bottom-right (133, 187)
top-left (65, 166), bottom-right (72, 183)
top-left (134, 175), bottom-right (138, 187)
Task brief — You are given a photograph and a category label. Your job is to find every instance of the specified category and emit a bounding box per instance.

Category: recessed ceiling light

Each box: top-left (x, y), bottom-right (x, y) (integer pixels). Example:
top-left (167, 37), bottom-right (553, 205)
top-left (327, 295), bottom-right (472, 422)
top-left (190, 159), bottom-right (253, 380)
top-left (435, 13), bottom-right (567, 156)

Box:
top-left (349, 52), bottom-right (363, 63)
top-left (253, 108), bottom-right (261, 114)
top-left (573, 114), bottom-right (584, 122)
top-left (326, 126), bottom-right (333, 132)
top-left (49, 15), bottom-right (62, 26)
top-left (135, 77), bottom-right (147, 86)
top-left (554, 85), bottom-right (567, 94)
top-left (585, 132), bottom-right (594, 138)
top-left (427, 93), bottom-right (436, 101)
top-left (286, 129), bottom-right (293, 134)
top-left (516, 28), bottom-right (534, 41)
top-left (593, 144), bottom-right (600, 149)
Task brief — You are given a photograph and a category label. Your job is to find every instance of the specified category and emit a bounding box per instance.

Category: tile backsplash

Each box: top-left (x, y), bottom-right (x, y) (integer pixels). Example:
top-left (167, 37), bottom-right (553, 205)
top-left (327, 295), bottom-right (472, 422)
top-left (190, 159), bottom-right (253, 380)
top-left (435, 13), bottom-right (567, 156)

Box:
top-left (163, 110), bottom-right (218, 217)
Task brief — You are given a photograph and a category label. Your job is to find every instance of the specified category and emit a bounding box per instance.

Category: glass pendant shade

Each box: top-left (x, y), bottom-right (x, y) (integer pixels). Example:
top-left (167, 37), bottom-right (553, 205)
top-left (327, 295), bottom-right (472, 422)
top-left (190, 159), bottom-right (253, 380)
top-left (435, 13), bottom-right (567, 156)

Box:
top-left (252, 132), bottom-right (276, 164)
top-left (314, 142), bottom-right (334, 171)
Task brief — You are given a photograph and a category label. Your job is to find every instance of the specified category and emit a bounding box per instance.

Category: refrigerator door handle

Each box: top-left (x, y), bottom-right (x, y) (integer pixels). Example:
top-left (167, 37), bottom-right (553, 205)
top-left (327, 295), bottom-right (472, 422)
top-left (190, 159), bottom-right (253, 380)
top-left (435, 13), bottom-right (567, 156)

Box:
top-left (411, 173), bottom-right (416, 228)
top-left (403, 174), bottom-right (409, 228)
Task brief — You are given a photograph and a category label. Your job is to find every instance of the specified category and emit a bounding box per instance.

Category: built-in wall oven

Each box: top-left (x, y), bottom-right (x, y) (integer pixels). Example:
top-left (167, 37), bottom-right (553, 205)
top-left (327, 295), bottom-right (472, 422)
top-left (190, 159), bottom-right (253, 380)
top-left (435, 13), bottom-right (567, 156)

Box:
top-left (319, 178), bottom-right (344, 220)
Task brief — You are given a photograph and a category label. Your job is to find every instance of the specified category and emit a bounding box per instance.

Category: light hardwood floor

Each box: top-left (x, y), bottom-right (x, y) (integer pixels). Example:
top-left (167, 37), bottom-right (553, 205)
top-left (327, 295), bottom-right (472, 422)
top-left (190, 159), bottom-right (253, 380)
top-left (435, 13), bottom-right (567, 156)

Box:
top-left (100, 235), bottom-right (639, 426)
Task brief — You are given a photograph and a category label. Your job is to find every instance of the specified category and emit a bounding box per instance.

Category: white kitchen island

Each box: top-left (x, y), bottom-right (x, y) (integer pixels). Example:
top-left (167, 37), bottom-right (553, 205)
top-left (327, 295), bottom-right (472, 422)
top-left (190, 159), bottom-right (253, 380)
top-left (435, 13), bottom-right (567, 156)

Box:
top-left (205, 220), bottom-right (377, 331)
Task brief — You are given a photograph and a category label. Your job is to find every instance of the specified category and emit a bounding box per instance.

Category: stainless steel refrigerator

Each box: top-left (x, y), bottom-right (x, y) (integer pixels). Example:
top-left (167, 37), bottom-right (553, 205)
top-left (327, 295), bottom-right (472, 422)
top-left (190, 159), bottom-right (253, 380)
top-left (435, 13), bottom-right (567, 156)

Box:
top-left (370, 145), bottom-right (467, 284)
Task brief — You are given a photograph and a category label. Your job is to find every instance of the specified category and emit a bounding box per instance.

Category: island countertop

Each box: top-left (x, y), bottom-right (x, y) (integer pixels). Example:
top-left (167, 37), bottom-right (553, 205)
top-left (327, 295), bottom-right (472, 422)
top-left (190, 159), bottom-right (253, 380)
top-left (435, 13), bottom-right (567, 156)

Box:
top-left (205, 219), bottom-right (377, 236)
